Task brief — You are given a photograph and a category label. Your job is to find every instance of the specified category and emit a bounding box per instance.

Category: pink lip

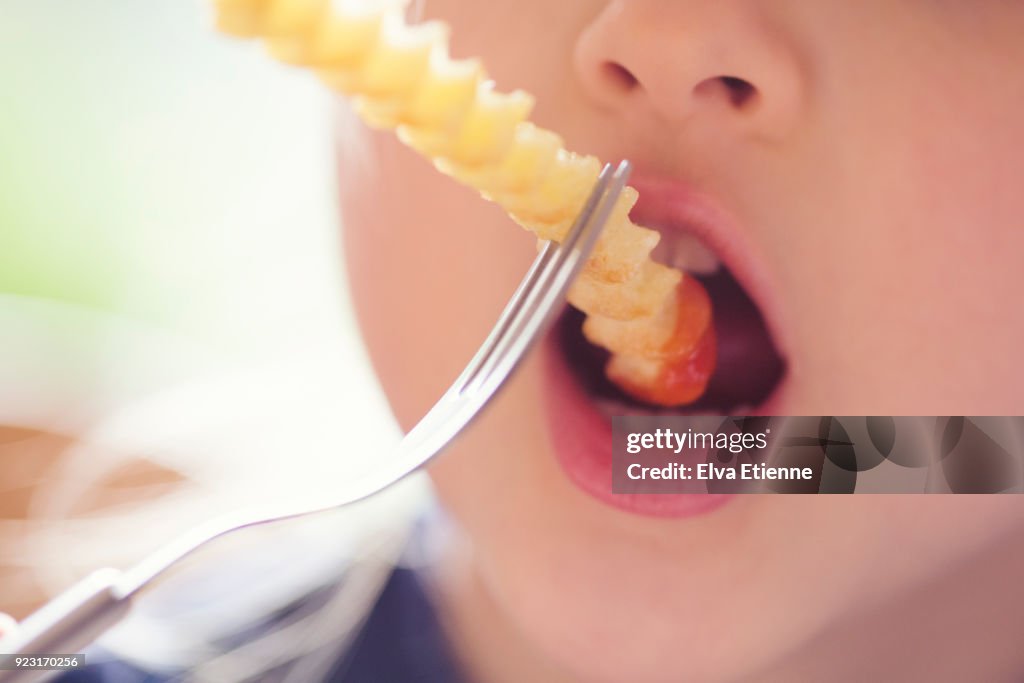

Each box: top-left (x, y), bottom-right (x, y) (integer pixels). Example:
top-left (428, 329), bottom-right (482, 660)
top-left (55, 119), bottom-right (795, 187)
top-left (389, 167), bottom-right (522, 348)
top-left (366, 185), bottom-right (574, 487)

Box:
top-left (540, 171), bottom-right (789, 519)
top-left (542, 338), bottom-right (735, 518)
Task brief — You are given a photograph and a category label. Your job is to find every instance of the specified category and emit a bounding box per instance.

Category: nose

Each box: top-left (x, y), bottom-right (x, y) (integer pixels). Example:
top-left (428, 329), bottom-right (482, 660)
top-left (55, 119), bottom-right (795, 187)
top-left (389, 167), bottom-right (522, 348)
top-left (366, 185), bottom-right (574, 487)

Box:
top-left (573, 1), bottom-right (806, 141)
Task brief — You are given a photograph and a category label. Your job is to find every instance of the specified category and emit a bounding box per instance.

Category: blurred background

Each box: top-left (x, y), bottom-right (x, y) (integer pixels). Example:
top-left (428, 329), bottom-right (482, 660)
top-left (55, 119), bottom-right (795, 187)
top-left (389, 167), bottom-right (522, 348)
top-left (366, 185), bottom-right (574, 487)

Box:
top-left (1, 0), bottom-right (415, 623)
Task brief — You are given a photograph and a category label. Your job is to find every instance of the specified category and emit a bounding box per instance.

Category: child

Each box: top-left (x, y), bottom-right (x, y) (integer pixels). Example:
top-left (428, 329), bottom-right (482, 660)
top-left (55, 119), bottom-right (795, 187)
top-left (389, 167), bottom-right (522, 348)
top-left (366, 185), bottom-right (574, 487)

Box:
top-left (37, 0), bottom-right (1024, 680)
top-left (338, 1), bottom-right (1024, 681)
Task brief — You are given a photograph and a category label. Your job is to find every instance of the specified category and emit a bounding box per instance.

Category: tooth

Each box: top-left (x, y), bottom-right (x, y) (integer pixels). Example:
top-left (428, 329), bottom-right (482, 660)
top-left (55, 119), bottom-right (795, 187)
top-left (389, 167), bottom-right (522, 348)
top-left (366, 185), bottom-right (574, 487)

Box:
top-left (649, 231), bottom-right (722, 275)
top-left (670, 234), bottom-right (720, 275)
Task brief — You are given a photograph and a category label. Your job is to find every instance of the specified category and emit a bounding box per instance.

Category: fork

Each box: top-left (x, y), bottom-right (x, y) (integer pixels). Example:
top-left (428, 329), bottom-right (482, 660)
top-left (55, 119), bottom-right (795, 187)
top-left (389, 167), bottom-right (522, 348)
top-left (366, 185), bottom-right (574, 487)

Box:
top-left (0, 160), bottom-right (632, 681)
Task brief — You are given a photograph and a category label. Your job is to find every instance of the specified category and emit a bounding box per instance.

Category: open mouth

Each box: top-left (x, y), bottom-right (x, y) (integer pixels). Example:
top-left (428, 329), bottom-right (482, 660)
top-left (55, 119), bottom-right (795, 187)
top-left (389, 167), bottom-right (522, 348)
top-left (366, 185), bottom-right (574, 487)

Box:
top-left (540, 174), bottom-right (789, 517)
top-left (556, 239), bottom-right (787, 417)
top-left (557, 196), bottom-right (786, 417)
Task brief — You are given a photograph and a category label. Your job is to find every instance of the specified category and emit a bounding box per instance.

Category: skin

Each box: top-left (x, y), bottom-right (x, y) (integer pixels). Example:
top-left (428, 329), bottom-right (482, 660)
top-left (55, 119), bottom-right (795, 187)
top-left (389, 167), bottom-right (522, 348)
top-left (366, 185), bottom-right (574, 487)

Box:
top-left (338, 2), bottom-right (1024, 681)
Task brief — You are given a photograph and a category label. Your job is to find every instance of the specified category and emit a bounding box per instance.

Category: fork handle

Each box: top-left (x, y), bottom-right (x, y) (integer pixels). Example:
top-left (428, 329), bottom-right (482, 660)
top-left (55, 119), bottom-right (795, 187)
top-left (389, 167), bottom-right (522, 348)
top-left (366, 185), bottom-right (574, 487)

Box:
top-left (0, 569), bottom-right (131, 683)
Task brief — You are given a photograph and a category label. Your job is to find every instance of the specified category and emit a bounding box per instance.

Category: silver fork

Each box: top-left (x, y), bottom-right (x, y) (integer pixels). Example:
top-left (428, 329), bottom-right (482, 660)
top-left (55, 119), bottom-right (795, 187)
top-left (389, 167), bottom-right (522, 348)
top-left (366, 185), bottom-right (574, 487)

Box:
top-left (0, 160), bottom-right (632, 681)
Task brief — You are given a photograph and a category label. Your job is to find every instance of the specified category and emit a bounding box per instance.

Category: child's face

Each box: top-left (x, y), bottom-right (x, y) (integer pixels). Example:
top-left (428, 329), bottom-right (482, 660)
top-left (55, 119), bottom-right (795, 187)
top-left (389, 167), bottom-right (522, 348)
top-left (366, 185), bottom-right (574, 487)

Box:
top-left (340, 1), bottom-right (1024, 680)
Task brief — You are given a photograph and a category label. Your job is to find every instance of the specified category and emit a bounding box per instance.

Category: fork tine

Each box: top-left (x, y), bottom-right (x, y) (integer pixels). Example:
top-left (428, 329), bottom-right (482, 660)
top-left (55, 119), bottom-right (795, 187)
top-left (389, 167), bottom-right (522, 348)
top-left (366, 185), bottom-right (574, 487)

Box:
top-left (400, 160), bottom-right (629, 460)
top-left (450, 162), bottom-right (617, 394)
top-left (446, 240), bottom-right (560, 394)
top-left (462, 160), bottom-right (632, 395)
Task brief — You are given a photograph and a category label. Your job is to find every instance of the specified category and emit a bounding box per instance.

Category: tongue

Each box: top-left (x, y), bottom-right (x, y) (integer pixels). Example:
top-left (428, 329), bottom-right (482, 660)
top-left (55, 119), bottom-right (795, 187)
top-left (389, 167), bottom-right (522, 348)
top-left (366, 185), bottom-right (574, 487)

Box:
top-left (696, 269), bottom-right (784, 410)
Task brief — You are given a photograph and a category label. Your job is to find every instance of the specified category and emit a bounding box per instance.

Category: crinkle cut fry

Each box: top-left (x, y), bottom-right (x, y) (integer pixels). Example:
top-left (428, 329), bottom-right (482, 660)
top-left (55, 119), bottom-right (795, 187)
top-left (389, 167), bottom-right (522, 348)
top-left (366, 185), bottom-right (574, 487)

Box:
top-left (211, 0), bottom-right (716, 405)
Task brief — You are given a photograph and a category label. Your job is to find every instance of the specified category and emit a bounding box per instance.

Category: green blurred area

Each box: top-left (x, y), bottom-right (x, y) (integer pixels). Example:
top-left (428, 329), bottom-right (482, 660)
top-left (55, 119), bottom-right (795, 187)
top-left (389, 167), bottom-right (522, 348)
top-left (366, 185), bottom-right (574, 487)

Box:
top-left (0, 0), bottom-right (342, 352)
top-left (0, 2), bottom-right (134, 309)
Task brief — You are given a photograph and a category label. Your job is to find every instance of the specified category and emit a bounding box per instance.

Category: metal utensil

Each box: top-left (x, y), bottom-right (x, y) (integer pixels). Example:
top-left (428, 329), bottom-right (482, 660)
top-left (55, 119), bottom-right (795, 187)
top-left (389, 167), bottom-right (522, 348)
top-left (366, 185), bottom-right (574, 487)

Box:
top-left (0, 159), bottom-right (632, 682)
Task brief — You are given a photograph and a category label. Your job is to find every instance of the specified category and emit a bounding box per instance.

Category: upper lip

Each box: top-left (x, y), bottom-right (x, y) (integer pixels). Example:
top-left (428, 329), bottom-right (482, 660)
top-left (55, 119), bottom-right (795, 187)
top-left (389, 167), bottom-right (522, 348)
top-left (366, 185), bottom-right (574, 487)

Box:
top-left (626, 169), bottom-right (791, 370)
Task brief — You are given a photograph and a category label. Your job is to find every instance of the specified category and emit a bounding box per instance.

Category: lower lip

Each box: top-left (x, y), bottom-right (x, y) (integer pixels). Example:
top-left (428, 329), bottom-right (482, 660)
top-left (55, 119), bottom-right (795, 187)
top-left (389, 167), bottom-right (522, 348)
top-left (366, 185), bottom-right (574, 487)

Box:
top-left (541, 328), bottom-right (735, 519)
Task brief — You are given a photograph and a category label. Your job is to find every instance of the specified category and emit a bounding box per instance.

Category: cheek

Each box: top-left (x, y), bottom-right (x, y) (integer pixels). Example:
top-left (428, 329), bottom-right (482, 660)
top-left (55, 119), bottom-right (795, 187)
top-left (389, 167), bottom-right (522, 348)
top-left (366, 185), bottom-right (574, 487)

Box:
top-left (757, 77), bottom-right (1024, 413)
top-left (338, 122), bottom-right (536, 427)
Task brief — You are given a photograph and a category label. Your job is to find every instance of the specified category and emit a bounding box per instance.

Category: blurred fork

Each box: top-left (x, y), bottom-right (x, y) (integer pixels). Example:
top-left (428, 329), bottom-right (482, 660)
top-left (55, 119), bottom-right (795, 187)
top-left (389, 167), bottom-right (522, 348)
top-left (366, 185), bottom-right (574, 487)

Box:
top-left (0, 159), bottom-right (632, 681)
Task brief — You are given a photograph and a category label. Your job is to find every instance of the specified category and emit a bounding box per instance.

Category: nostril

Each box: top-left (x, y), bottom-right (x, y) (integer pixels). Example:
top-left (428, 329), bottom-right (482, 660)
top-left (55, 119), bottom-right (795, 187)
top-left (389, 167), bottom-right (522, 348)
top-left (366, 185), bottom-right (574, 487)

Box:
top-left (720, 76), bottom-right (756, 107)
top-left (601, 61), bottom-right (640, 93)
top-left (694, 75), bottom-right (758, 109)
